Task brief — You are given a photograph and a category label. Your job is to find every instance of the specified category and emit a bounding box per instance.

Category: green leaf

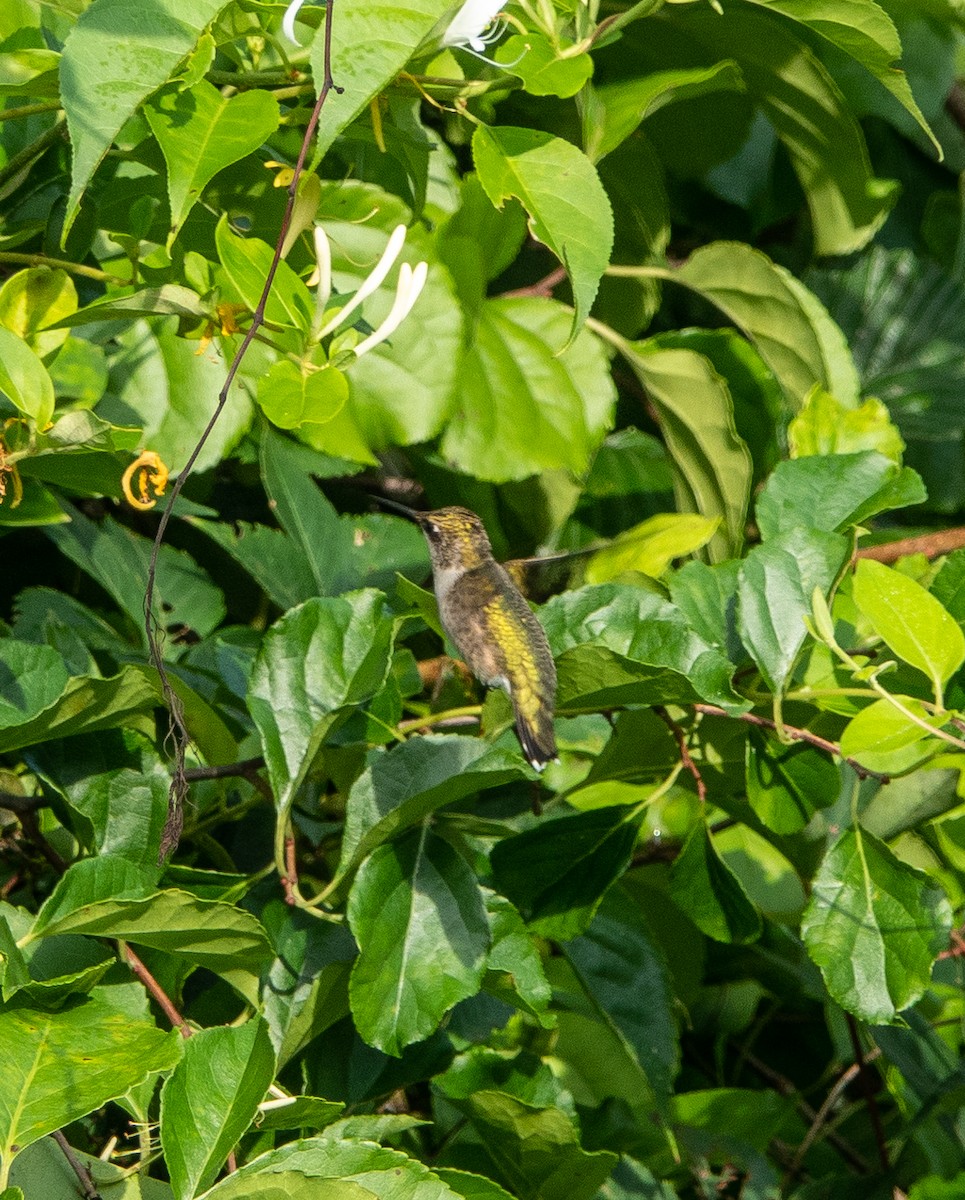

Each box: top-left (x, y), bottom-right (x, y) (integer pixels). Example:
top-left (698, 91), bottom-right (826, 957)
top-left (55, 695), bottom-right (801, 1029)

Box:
top-left (483, 892), bottom-right (553, 1025)
top-left (60, 0), bottom-right (231, 231)
top-left (675, 4), bottom-right (898, 255)
top-left (665, 241), bottom-right (860, 408)
top-left (737, 526), bottom-right (849, 693)
top-left (47, 507), bottom-right (226, 648)
top-left (542, 584), bottom-right (747, 712)
top-left (745, 729), bottom-right (841, 834)
top-left (490, 806), bottom-right (643, 941)
top-left (448, 1092), bottom-right (618, 1200)
top-left (160, 1017), bottom-right (276, 1200)
top-left (190, 519), bottom-right (318, 611)
top-left (8, 1137), bottom-right (175, 1199)
top-left (497, 34), bottom-right (593, 99)
top-left (0, 267), bottom-right (76, 357)
top-left (257, 361), bottom-right (349, 432)
top-left (563, 889), bottom-right (679, 1108)
top-left (257, 1097), bottom-right (345, 1133)
top-left (744, 0), bottom-right (940, 157)
top-left (839, 697), bottom-right (946, 776)
top-left (0, 994), bottom-right (181, 1169)
top-left (615, 339), bottom-right (752, 561)
top-left (853, 559), bottom-right (965, 700)
top-left (0, 326), bottom-right (54, 427)
top-left (0, 639), bottom-right (69, 731)
top-left (0, 667), bottom-right (156, 755)
top-left (216, 216), bottom-right (314, 333)
top-left (55, 285), bottom-right (208, 327)
top-left (309, 0), bottom-right (454, 161)
top-left (262, 907), bottom-right (355, 1069)
top-left (433, 1169), bottom-right (516, 1200)
top-left (789, 389), bottom-right (905, 461)
top-left (441, 297), bottom-right (615, 482)
top-left (338, 737), bottom-right (527, 883)
top-left (102, 318), bottom-right (252, 474)
top-left (247, 591), bottom-right (395, 818)
top-left (585, 60), bottom-right (744, 162)
top-left (472, 126), bottom-right (613, 338)
top-left (801, 827), bottom-right (952, 1022)
top-left (669, 821), bottom-right (763, 944)
top-left (585, 513), bottom-right (719, 583)
top-left (145, 80), bottom-right (280, 246)
top-left (348, 826), bottom-right (490, 1055)
top-left (756, 452), bottom-right (926, 538)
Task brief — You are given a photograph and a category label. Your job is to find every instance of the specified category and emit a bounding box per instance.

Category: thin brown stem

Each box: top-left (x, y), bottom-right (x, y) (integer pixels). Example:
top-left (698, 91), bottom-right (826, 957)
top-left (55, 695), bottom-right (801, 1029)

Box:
top-left (182, 757), bottom-right (265, 781)
top-left (655, 706), bottom-right (707, 802)
top-left (845, 1014), bottom-right (890, 1172)
top-left (282, 834), bottom-right (298, 906)
top-left (499, 264), bottom-right (567, 299)
top-left (52, 1132), bottom-right (102, 1200)
top-left (856, 527), bottom-right (965, 563)
top-left (123, 942), bottom-right (192, 1038)
top-left (147, 4), bottom-right (342, 863)
top-left (692, 704), bottom-right (891, 783)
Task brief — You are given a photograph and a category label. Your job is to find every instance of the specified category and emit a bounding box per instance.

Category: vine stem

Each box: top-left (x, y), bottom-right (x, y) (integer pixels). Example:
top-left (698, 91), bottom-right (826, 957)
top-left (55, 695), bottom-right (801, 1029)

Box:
top-left (122, 942), bottom-right (192, 1038)
top-left (146, 6), bottom-right (342, 862)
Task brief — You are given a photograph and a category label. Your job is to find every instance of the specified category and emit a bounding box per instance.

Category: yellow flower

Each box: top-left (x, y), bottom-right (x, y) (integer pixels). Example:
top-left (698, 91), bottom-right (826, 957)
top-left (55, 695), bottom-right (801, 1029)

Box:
top-left (122, 450), bottom-right (170, 511)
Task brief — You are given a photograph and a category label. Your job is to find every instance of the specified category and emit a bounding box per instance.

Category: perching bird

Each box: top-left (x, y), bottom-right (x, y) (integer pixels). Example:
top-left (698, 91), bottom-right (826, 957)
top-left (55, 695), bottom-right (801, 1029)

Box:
top-left (381, 500), bottom-right (558, 769)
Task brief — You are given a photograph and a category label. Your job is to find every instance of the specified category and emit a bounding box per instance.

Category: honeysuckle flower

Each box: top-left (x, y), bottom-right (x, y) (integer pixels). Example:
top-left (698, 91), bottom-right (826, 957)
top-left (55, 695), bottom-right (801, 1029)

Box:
top-left (308, 223), bottom-right (428, 357)
top-left (442, 0), bottom-right (504, 51)
top-left (122, 450), bottom-right (169, 511)
top-left (282, 0), bottom-right (309, 45)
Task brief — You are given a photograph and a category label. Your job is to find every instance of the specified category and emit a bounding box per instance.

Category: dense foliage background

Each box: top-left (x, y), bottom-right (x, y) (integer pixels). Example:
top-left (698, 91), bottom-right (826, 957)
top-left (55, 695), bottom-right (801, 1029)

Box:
top-left (3, 0), bottom-right (965, 1196)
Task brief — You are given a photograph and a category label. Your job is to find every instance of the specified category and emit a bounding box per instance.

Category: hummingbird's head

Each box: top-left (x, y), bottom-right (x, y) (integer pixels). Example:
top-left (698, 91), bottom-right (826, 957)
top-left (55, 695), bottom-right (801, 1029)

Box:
top-left (417, 506), bottom-right (493, 570)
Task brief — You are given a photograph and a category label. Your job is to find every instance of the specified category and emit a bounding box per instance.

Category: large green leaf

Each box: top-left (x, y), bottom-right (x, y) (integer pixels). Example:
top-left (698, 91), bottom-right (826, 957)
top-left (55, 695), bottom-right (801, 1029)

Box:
top-left (853, 558), bottom-right (965, 701)
top-left (338, 737), bottom-right (527, 883)
top-left (308, 0), bottom-right (453, 160)
top-left (615, 338), bottom-right (752, 561)
top-left (668, 821), bottom-right (763, 944)
top-left (490, 806), bottom-right (643, 941)
top-left (755, 452), bottom-right (926, 538)
top-left (737, 526), bottom-right (849, 694)
top-left (670, 4), bottom-right (898, 255)
top-left (446, 1092), bottom-right (617, 1200)
top-left (563, 889), bottom-right (679, 1108)
top-left (0, 994), bottom-right (181, 1173)
top-left (661, 241), bottom-right (860, 408)
top-left (146, 81), bottom-right (281, 246)
top-left (247, 590), bottom-right (395, 821)
top-left (745, 0), bottom-right (940, 156)
top-left (0, 326), bottom-right (54, 427)
top-left (216, 217), bottom-right (314, 333)
top-left (160, 1017), bottom-right (276, 1200)
top-left (60, 0), bottom-right (231, 230)
top-left (348, 826), bottom-right (490, 1055)
top-left (441, 297), bottom-right (615, 482)
top-left (472, 126), bottom-right (613, 337)
top-left (801, 827), bottom-right (952, 1022)
top-left (541, 584), bottom-right (747, 712)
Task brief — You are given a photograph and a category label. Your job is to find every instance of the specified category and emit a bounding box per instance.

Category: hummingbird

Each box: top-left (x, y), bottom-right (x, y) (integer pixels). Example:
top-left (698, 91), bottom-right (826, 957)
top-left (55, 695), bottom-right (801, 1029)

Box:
top-left (379, 499), bottom-right (558, 769)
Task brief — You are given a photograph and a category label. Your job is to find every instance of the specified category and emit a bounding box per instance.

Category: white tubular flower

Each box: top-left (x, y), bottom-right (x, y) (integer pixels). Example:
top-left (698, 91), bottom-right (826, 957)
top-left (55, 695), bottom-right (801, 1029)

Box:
top-left (282, 0), bottom-right (308, 45)
top-left (308, 225), bottom-right (333, 339)
top-left (316, 223), bottom-right (408, 339)
top-left (442, 0), bottom-right (505, 51)
top-left (353, 261), bottom-right (429, 358)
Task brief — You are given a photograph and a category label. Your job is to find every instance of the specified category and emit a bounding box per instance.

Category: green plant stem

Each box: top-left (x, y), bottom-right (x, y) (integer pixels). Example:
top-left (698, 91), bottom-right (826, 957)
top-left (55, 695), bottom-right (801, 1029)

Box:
top-left (207, 69), bottom-right (306, 87)
top-left (0, 101), bottom-right (62, 122)
top-left (0, 116), bottom-right (65, 188)
top-left (397, 704), bottom-right (481, 733)
top-left (0, 251), bottom-right (113, 282)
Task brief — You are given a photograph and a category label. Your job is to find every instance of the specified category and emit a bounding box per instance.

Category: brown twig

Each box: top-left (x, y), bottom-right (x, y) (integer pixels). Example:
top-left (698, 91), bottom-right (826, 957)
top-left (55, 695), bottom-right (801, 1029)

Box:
top-left (0, 790), bottom-right (45, 813)
top-left (282, 834), bottom-right (298, 906)
top-left (123, 943), bottom-right (192, 1038)
top-left (937, 926), bottom-right (965, 960)
top-left (845, 1014), bottom-right (890, 1172)
top-left (786, 1051), bottom-right (880, 1180)
top-left (147, 6), bottom-right (342, 863)
top-left (655, 706), bottom-right (707, 801)
top-left (856, 527), bottom-right (965, 563)
top-left (499, 264), bottom-right (567, 299)
top-left (182, 757), bottom-right (265, 781)
top-left (52, 1131), bottom-right (102, 1200)
top-left (692, 704), bottom-right (891, 783)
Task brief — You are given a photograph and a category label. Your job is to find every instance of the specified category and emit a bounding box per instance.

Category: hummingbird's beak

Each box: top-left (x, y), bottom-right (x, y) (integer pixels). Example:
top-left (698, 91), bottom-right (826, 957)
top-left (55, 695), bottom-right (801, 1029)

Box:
top-left (371, 494), bottom-right (425, 524)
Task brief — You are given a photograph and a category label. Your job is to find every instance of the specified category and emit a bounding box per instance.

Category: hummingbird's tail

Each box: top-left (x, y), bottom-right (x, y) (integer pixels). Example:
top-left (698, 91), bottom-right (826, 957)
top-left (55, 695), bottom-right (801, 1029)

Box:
top-left (513, 699), bottom-right (557, 772)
